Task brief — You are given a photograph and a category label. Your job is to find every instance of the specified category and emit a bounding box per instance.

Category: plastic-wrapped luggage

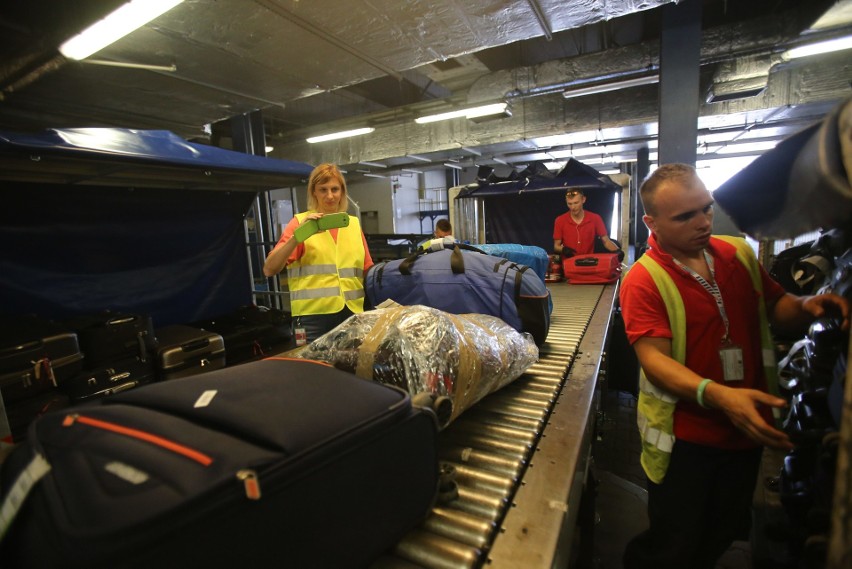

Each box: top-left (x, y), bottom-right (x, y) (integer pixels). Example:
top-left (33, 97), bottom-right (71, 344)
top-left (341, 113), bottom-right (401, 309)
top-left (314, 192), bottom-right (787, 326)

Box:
top-left (365, 242), bottom-right (551, 345)
top-left (297, 303), bottom-right (539, 426)
top-left (0, 358), bottom-right (439, 569)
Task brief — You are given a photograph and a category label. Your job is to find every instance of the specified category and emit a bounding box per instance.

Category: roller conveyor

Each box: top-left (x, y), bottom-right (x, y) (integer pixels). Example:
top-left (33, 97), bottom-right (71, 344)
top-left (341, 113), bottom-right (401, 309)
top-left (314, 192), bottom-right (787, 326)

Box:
top-left (373, 282), bottom-right (618, 569)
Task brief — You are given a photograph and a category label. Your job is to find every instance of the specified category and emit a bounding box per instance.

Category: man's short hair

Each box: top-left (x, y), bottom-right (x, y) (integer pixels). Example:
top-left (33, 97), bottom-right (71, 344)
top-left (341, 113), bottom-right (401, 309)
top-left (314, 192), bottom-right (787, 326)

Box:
top-left (565, 188), bottom-right (585, 197)
top-left (639, 163), bottom-right (698, 216)
top-left (435, 218), bottom-right (452, 233)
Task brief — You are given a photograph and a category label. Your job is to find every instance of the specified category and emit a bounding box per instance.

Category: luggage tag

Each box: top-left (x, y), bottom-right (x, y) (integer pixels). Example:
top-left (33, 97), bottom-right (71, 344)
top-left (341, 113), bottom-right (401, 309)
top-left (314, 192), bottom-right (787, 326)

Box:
top-left (719, 341), bottom-right (744, 381)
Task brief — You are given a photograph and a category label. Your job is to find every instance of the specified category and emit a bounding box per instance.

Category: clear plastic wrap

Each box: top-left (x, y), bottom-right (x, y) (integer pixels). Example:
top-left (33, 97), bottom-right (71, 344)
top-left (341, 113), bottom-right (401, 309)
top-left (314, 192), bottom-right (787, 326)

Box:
top-left (296, 304), bottom-right (539, 426)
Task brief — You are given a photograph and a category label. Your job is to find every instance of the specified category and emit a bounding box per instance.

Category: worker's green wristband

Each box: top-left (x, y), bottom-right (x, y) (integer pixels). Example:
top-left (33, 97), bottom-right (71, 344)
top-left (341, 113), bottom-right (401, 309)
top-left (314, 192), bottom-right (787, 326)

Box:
top-left (696, 378), bottom-right (712, 408)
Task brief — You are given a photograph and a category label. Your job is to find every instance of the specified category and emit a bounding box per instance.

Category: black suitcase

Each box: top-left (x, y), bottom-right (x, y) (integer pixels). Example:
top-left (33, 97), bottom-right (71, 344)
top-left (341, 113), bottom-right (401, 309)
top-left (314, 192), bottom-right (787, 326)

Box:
top-left (0, 358), bottom-right (440, 569)
top-left (60, 356), bottom-right (158, 402)
top-left (0, 315), bottom-right (83, 404)
top-left (154, 324), bottom-right (225, 380)
top-left (64, 311), bottom-right (158, 367)
top-left (192, 306), bottom-right (292, 366)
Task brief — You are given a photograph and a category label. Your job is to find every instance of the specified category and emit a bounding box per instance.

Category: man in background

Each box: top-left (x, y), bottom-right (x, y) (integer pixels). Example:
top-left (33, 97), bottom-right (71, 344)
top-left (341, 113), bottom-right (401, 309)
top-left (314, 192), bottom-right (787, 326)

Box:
top-left (553, 188), bottom-right (621, 258)
top-left (434, 218), bottom-right (454, 240)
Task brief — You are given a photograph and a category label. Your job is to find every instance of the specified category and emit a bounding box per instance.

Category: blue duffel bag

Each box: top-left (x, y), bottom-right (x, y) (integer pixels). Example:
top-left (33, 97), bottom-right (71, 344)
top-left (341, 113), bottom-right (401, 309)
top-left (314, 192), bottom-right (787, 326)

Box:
top-left (365, 243), bottom-right (551, 345)
top-left (475, 243), bottom-right (549, 282)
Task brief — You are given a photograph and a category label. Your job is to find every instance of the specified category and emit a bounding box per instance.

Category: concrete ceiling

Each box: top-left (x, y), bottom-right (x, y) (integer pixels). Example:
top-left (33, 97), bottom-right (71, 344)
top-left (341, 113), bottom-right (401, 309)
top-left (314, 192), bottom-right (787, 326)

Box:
top-left (1, 0), bottom-right (850, 181)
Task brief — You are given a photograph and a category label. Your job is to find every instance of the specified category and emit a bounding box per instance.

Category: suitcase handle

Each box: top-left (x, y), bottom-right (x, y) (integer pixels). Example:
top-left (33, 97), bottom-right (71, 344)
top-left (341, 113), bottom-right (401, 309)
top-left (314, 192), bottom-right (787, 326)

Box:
top-left (0, 339), bottom-right (43, 356)
top-left (181, 338), bottom-right (211, 352)
top-left (575, 257), bottom-right (599, 266)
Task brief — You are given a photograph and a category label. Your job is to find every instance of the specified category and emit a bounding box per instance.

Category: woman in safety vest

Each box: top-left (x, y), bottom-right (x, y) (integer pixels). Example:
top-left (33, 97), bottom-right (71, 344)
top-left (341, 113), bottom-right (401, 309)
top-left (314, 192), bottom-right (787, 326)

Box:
top-left (263, 163), bottom-right (373, 343)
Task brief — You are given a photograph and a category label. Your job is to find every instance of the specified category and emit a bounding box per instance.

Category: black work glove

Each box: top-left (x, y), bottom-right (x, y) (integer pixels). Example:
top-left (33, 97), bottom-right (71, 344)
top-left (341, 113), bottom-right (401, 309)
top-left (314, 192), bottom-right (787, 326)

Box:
top-left (615, 249), bottom-right (625, 262)
top-left (561, 247), bottom-right (576, 259)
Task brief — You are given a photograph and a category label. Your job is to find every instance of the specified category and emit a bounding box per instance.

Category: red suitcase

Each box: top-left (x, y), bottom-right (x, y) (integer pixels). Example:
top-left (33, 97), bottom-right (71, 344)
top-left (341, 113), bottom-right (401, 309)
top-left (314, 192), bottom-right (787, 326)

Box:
top-left (562, 253), bottom-right (621, 284)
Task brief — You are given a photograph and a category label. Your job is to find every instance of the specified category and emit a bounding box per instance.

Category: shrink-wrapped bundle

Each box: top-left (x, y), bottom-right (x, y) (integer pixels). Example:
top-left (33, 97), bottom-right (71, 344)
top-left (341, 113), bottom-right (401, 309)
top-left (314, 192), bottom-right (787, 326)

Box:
top-left (297, 304), bottom-right (539, 427)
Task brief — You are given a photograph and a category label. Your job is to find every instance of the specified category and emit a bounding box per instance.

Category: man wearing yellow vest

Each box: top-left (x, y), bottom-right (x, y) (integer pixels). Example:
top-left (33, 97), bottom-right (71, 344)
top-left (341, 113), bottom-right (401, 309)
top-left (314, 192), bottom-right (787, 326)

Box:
top-left (264, 163), bottom-right (373, 343)
top-left (619, 163), bottom-right (849, 569)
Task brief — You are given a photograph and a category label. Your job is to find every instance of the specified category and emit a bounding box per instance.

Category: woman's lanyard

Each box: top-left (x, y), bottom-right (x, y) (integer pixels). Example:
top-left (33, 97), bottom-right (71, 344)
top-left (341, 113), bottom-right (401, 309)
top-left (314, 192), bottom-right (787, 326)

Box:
top-left (672, 249), bottom-right (744, 381)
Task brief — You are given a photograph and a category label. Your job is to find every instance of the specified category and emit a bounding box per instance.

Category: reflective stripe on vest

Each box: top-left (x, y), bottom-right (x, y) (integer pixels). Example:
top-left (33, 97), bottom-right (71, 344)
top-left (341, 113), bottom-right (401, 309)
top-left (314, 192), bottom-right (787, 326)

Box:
top-left (633, 236), bottom-right (775, 484)
top-left (634, 253), bottom-right (684, 484)
top-left (287, 212), bottom-right (366, 316)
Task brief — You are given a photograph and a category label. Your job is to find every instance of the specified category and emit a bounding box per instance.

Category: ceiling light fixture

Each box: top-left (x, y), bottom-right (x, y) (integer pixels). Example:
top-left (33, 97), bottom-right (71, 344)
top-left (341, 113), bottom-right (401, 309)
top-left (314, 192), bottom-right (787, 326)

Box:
top-left (401, 168), bottom-right (424, 174)
top-left (358, 160), bottom-right (387, 168)
top-left (562, 74), bottom-right (659, 99)
top-left (415, 102), bottom-right (511, 124)
top-left (60, 0), bottom-right (185, 61)
top-left (363, 173), bottom-right (387, 178)
top-left (306, 127), bottom-right (375, 144)
top-left (406, 154), bottom-right (432, 163)
top-left (443, 162), bottom-right (464, 170)
top-left (784, 34), bottom-right (852, 59)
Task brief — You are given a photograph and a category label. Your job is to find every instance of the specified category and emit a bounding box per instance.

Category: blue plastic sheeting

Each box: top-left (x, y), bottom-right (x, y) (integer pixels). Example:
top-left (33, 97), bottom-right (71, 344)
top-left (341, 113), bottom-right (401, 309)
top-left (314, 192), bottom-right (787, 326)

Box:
top-left (476, 244), bottom-right (549, 282)
top-left (0, 128), bottom-right (314, 178)
top-left (0, 128), bottom-right (314, 326)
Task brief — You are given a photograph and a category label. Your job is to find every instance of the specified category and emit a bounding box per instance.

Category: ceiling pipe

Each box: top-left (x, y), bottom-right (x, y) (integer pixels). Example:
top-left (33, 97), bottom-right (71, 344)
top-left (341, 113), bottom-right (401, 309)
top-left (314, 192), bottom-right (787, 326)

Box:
top-left (253, 0), bottom-right (403, 82)
top-left (526, 0), bottom-right (553, 41)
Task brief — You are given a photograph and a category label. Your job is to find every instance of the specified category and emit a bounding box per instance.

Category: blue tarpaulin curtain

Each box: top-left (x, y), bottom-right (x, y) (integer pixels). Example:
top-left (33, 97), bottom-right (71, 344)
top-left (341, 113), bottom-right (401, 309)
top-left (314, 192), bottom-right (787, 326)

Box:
top-left (0, 128), bottom-right (313, 326)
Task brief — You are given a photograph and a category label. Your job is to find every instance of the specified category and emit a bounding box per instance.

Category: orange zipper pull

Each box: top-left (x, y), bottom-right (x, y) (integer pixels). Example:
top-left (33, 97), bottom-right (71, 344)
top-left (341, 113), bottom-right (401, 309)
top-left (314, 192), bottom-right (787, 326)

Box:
top-left (62, 414), bottom-right (78, 427)
top-left (237, 470), bottom-right (261, 500)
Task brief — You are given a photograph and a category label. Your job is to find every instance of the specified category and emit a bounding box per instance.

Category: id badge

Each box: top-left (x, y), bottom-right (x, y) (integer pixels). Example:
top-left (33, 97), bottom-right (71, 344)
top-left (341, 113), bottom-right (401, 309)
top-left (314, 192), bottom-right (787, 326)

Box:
top-left (719, 343), bottom-right (744, 381)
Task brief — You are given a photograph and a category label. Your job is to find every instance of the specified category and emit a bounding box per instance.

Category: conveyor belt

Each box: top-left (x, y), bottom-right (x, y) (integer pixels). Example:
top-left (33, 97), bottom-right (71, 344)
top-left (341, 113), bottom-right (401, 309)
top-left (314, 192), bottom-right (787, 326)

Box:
top-left (373, 283), bottom-right (618, 569)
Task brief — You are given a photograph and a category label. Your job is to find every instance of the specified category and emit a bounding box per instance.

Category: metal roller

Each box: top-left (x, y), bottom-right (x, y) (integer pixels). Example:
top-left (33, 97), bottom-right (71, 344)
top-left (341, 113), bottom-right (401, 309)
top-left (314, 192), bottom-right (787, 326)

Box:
top-left (374, 283), bottom-right (615, 569)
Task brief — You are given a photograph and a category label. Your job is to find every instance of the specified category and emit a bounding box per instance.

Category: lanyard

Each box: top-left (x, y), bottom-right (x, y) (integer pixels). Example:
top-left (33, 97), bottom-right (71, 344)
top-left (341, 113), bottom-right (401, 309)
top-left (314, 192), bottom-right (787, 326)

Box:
top-left (672, 250), bottom-right (731, 342)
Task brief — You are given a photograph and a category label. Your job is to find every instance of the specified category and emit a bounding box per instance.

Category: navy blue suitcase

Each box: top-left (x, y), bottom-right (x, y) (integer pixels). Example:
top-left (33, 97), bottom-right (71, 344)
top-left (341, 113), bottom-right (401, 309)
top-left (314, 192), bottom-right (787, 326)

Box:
top-left (365, 243), bottom-right (551, 345)
top-left (0, 357), bottom-right (440, 569)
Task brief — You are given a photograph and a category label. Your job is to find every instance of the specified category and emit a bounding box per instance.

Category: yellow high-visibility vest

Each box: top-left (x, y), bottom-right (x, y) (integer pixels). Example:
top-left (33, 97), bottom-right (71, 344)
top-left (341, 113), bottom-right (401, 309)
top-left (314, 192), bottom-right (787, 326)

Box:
top-left (287, 212), bottom-right (366, 316)
top-left (632, 236), bottom-right (777, 483)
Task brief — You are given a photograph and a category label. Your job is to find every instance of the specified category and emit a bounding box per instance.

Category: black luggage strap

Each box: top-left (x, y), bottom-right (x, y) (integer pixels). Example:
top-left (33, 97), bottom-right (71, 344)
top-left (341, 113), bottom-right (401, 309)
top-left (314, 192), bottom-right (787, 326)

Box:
top-left (398, 243), bottom-right (486, 275)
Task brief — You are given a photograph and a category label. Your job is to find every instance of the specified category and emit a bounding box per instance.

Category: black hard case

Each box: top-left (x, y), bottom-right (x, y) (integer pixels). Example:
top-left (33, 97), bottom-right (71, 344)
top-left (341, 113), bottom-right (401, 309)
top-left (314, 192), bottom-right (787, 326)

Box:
top-left (60, 356), bottom-right (157, 402)
top-left (192, 306), bottom-right (292, 366)
top-left (154, 324), bottom-right (225, 380)
top-left (0, 315), bottom-right (83, 404)
top-left (64, 311), bottom-right (158, 367)
top-left (0, 358), bottom-right (440, 569)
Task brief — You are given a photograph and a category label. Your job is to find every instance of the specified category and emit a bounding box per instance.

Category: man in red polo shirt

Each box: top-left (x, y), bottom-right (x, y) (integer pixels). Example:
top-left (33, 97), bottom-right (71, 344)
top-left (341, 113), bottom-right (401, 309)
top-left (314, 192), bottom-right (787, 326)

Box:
top-left (619, 163), bottom-right (849, 569)
top-left (552, 187), bottom-right (620, 257)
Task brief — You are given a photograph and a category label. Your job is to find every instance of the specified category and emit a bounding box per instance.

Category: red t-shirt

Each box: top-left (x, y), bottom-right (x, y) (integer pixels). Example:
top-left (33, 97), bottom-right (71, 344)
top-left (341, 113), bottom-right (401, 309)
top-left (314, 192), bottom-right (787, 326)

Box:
top-left (619, 234), bottom-right (786, 449)
top-left (552, 210), bottom-right (607, 255)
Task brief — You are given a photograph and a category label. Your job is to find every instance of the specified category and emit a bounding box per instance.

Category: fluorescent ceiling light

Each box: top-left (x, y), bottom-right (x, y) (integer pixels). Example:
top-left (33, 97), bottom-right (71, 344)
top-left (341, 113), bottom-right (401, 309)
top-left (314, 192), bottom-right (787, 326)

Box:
top-left (406, 154), bottom-right (432, 163)
top-left (443, 162), bottom-right (464, 170)
top-left (60, 0), bottom-right (184, 60)
top-left (306, 127), bottom-right (375, 144)
top-left (363, 173), bottom-right (387, 178)
top-left (401, 168), bottom-right (424, 174)
top-left (785, 34), bottom-right (852, 59)
top-left (415, 102), bottom-right (510, 124)
top-left (562, 74), bottom-right (659, 99)
top-left (358, 160), bottom-right (387, 168)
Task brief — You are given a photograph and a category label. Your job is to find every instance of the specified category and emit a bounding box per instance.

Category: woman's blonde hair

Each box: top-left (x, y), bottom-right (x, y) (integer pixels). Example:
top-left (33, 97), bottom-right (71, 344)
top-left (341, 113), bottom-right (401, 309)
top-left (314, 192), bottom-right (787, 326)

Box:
top-left (306, 163), bottom-right (349, 212)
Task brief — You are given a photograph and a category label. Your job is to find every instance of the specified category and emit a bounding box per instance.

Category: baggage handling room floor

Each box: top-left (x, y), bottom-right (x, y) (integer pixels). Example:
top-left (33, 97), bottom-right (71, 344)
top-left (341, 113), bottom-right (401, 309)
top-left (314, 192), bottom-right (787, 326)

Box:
top-left (590, 389), bottom-right (753, 569)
